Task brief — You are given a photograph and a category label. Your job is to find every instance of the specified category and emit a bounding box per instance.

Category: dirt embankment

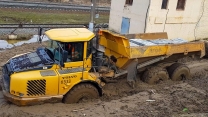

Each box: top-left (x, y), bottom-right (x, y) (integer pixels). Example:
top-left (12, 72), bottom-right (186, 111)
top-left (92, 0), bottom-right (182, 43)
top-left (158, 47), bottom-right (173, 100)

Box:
top-left (1, 42), bottom-right (208, 117)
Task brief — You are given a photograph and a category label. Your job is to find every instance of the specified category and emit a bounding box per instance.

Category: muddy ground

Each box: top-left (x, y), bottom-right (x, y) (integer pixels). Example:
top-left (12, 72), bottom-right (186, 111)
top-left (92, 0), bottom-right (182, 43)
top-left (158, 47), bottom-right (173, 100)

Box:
top-left (1, 42), bottom-right (208, 117)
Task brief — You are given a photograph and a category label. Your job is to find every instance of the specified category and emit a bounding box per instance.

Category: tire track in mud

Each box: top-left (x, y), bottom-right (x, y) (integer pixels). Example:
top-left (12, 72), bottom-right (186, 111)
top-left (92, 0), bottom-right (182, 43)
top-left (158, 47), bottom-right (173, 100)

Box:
top-left (186, 60), bottom-right (208, 79)
top-left (0, 91), bottom-right (5, 105)
top-left (0, 91), bottom-right (15, 117)
top-left (0, 91), bottom-right (4, 99)
top-left (187, 62), bottom-right (208, 68)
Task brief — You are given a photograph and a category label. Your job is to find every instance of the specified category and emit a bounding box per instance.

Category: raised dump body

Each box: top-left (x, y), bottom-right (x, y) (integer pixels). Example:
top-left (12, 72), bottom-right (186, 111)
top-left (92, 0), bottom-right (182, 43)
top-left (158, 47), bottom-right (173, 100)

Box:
top-left (99, 30), bottom-right (205, 69)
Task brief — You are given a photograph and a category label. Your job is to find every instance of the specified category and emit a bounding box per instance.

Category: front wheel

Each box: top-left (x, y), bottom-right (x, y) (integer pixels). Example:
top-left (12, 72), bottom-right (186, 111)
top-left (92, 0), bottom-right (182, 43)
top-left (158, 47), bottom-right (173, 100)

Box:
top-left (63, 84), bottom-right (99, 104)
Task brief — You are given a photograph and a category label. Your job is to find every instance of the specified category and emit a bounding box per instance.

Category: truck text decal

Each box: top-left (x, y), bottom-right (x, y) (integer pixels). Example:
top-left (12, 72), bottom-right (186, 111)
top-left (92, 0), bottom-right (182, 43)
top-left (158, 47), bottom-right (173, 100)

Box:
top-left (61, 75), bottom-right (77, 84)
top-left (62, 75), bottom-right (77, 79)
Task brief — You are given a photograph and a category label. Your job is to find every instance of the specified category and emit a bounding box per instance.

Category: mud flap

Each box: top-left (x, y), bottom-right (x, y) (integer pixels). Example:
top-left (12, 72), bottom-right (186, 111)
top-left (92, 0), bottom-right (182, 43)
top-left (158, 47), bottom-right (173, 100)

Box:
top-left (126, 59), bottom-right (138, 88)
top-left (204, 41), bottom-right (208, 58)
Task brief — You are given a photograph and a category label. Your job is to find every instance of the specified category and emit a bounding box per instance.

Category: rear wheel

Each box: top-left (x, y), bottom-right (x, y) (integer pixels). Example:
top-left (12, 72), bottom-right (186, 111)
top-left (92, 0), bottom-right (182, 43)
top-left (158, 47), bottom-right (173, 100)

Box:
top-left (142, 66), bottom-right (169, 85)
top-left (63, 84), bottom-right (99, 104)
top-left (167, 63), bottom-right (190, 81)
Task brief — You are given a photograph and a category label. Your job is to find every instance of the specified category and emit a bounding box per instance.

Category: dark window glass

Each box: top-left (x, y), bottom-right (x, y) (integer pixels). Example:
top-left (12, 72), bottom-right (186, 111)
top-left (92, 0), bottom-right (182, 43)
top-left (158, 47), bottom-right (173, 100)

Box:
top-left (125, 0), bottom-right (133, 5)
top-left (64, 42), bottom-right (84, 62)
top-left (176, 0), bottom-right (186, 10)
top-left (161, 0), bottom-right (169, 9)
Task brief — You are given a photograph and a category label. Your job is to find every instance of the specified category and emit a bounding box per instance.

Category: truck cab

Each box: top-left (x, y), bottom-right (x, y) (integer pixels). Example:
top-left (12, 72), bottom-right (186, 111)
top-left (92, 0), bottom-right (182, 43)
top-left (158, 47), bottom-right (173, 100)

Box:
top-left (45, 28), bottom-right (94, 71)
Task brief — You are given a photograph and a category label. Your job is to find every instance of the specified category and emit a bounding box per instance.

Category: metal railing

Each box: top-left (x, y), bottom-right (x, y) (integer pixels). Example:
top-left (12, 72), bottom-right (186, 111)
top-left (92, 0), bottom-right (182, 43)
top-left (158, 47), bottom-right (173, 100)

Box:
top-left (0, 1), bottom-right (110, 12)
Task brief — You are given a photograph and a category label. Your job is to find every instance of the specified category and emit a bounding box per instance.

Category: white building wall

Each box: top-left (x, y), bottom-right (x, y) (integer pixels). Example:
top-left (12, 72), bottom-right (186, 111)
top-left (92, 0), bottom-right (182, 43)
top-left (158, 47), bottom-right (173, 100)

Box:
top-left (109, 0), bottom-right (149, 34)
top-left (195, 0), bottom-right (208, 40)
top-left (146, 0), bottom-right (203, 41)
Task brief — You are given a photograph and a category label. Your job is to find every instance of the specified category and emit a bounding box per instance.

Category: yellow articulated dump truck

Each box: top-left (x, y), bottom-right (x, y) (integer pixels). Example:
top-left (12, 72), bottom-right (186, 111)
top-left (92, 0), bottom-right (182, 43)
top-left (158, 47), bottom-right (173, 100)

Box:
top-left (1, 28), bottom-right (205, 106)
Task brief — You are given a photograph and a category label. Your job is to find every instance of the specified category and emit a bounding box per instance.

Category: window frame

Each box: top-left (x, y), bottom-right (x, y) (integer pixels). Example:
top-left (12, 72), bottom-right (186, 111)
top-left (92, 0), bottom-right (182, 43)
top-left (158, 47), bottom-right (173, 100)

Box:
top-left (87, 40), bottom-right (93, 58)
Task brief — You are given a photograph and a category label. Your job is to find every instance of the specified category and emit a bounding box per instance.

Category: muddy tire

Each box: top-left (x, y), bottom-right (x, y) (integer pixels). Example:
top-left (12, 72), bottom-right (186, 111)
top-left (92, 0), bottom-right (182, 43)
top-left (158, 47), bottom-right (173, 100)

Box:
top-left (142, 66), bottom-right (169, 85)
top-left (63, 84), bottom-right (99, 104)
top-left (167, 63), bottom-right (190, 81)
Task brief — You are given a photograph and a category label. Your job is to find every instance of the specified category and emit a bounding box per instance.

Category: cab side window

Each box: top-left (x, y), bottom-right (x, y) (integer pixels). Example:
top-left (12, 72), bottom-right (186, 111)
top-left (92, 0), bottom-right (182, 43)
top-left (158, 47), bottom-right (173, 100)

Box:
top-left (65, 42), bottom-right (84, 62)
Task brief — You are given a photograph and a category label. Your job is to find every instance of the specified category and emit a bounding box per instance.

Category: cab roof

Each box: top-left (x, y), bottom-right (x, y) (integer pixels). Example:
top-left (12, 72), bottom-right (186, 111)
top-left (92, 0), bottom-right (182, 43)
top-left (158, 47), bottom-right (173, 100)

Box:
top-left (45, 28), bottom-right (95, 42)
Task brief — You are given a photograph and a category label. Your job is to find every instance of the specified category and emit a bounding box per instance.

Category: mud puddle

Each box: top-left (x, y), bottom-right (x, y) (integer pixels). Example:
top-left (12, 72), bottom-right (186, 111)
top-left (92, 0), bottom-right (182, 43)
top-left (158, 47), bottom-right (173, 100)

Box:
top-left (0, 35), bottom-right (48, 49)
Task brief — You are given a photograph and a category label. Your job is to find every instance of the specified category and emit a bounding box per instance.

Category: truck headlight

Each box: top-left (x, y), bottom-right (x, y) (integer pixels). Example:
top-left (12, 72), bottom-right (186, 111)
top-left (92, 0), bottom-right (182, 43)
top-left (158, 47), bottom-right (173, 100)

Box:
top-left (11, 90), bottom-right (15, 94)
top-left (19, 93), bottom-right (24, 97)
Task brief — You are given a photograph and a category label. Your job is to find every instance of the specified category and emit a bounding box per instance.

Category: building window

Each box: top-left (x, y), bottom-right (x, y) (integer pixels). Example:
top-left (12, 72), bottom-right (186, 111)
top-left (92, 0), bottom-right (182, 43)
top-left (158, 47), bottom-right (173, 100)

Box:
top-left (176, 0), bottom-right (186, 10)
top-left (125, 0), bottom-right (133, 5)
top-left (161, 0), bottom-right (169, 9)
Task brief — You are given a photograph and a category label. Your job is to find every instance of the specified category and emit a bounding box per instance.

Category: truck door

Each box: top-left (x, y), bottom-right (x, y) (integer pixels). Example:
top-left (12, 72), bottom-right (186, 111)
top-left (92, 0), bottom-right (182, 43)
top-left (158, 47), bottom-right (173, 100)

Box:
top-left (57, 42), bottom-right (88, 94)
top-left (57, 68), bottom-right (88, 95)
top-left (121, 17), bottom-right (130, 34)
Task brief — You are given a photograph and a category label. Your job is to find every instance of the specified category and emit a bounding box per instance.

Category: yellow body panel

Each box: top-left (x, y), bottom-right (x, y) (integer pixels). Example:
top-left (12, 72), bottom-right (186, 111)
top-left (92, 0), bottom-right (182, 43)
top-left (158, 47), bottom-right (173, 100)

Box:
top-left (57, 70), bottom-right (97, 95)
top-left (130, 42), bottom-right (205, 58)
top-left (99, 30), bottom-right (205, 68)
top-left (10, 70), bottom-right (59, 97)
top-left (45, 28), bottom-right (95, 42)
top-left (10, 66), bottom-right (97, 98)
top-left (166, 43), bottom-right (205, 57)
top-left (99, 30), bottom-right (130, 58)
top-left (130, 46), bottom-right (168, 58)
top-left (64, 61), bottom-right (84, 68)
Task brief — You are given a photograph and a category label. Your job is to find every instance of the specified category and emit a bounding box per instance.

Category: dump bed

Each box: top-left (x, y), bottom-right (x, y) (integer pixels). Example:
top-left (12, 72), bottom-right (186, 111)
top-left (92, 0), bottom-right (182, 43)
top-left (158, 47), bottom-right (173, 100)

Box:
top-left (99, 30), bottom-right (205, 68)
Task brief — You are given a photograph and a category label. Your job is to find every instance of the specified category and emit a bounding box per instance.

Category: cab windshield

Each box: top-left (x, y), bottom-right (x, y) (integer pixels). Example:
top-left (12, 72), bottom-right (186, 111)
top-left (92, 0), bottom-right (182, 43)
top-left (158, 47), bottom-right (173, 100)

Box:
top-left (47, 39), bottom-right (84, 62)
top-left (48, 40), bottom-right (59, 49)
